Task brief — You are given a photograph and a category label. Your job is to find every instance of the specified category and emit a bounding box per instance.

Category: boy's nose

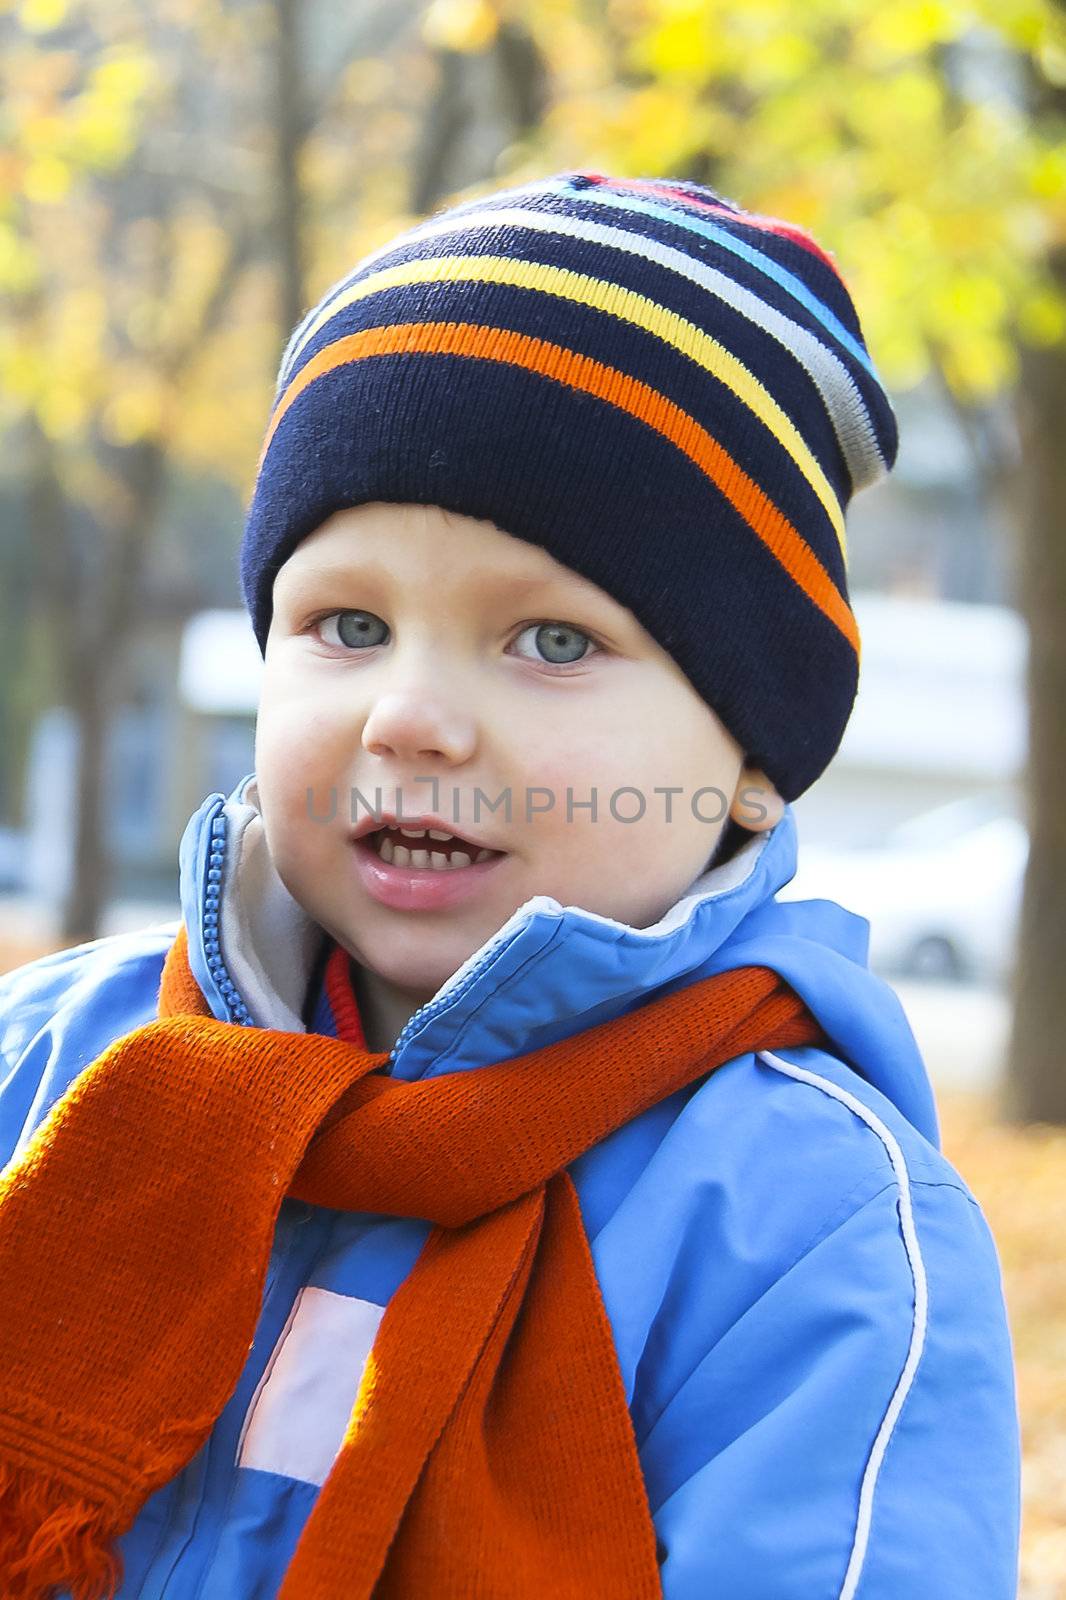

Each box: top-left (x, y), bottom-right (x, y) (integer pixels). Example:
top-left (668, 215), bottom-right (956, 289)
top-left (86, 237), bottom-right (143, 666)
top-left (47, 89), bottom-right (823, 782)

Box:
top-left (361, 690), bottom-right (477, 765)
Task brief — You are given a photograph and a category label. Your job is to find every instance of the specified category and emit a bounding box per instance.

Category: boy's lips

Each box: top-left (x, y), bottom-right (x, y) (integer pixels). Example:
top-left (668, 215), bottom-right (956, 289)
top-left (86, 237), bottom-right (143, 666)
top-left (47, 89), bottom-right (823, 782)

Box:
top-left (349, 816), bottom-right (510, 912)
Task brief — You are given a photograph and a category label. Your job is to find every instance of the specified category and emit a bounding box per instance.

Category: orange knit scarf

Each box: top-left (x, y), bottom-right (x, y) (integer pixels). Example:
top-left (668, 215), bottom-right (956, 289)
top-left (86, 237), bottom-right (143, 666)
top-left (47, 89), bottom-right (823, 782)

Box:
top-left (0, 923), bottom-right (826, 1599)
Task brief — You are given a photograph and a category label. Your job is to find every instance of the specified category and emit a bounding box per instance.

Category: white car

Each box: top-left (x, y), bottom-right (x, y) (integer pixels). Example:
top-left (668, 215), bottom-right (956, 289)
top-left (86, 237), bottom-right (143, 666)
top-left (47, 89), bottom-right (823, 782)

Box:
top-left (782, 796), bottom-right (1028, 984)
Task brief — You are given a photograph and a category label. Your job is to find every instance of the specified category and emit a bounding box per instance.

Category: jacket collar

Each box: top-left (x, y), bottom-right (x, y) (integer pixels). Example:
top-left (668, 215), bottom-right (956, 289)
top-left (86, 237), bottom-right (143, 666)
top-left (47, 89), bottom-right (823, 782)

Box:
top-left (178, 771), bottom-right (941, 1145)
top-left (178, 771), bottom-right (798, 1082)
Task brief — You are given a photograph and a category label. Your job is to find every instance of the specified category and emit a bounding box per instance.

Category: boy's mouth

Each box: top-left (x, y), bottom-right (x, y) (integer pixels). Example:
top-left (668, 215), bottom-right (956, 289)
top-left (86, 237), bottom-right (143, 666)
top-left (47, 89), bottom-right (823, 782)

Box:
top-left (362, 824), bottom-right (502, 872)
top-left (349, 817), bottom-right (509, 912)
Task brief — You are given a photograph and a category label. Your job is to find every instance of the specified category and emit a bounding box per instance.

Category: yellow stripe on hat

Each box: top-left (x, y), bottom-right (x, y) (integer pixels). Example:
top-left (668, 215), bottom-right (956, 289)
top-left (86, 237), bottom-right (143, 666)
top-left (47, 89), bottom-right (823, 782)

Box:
top-left (283, 253), bottom-right (849, 566)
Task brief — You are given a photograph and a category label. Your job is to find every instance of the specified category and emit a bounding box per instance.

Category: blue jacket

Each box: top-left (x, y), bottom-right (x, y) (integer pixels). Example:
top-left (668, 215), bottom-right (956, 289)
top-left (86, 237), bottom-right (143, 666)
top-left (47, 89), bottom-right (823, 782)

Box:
top-left (0, 774), bottom-right (1021, 1599)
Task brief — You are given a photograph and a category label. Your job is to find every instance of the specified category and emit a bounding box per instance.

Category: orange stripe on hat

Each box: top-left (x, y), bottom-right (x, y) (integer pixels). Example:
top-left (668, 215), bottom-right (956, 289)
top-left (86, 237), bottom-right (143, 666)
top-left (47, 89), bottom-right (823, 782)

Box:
top-left (258, 321), bottom-right (859, 657)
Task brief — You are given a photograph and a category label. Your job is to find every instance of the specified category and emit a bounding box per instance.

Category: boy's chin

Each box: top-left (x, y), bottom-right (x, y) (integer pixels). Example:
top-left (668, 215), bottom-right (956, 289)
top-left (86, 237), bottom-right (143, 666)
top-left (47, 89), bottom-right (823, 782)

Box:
top-left (353, 934), bottom-right (485, 1004)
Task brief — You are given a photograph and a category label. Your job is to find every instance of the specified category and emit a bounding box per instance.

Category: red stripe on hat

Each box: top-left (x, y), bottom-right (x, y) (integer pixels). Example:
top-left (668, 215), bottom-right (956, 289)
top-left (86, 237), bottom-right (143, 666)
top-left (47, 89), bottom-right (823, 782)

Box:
top-left (576, 172), bottom-right (842, 278)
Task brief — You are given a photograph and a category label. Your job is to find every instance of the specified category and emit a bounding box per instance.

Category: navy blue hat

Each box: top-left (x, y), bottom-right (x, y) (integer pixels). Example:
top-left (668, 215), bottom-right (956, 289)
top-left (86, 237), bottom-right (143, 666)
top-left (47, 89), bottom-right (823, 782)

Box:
top-left (240, 170), bottom-right (898, 801)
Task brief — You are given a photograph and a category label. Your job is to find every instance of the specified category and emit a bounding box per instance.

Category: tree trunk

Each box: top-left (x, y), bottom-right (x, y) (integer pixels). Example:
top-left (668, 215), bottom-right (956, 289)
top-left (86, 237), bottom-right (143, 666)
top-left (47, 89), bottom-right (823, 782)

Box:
top-left (23, 417), bottom-right (106, 943)
top-left (57, 435), bottom-right (168, 946)
top-left (1003, 240), bottom-right (1066, 1126)
top-left (60, 639), bottom-right (111, 943)
top-left (1002, 21), bottom-right (1066, 1126)
top-left (410, 19), bottom-right (547, 215)
top-left (275, 0), bottom-right (307, 335)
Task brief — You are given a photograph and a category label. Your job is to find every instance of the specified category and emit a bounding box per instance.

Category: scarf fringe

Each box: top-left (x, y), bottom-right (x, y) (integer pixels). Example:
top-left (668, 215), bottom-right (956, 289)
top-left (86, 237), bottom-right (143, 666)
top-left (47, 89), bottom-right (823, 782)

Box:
top-left (0, 1460), bottom-right (121, 1600)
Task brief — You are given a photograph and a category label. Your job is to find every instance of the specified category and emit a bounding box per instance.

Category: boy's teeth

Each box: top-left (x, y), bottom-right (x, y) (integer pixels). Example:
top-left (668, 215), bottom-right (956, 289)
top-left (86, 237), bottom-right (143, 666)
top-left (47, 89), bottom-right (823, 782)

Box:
top-left (428, 828), bottom-right (452, 841)
top-left (373, 833), bottom-right (495, 870)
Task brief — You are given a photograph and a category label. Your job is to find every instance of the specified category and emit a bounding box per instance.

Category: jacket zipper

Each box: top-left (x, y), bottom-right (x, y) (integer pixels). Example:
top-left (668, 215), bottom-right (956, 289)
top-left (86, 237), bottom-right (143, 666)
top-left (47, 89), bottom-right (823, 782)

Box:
top-left (387, 921), bottom-right (519, 1064)
top-left (200, 804), bottom-right (253, 1027)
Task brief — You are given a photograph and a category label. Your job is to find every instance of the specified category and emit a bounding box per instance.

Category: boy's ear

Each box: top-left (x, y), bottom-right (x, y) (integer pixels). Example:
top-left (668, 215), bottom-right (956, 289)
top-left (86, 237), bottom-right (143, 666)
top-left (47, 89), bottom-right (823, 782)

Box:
top-left (729, 766), bottom-right (785, 832)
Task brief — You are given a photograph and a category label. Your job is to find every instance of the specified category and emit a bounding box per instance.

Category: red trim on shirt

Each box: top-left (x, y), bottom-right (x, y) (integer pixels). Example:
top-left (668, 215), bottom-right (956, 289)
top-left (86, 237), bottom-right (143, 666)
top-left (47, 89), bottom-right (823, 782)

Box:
top-left (323, 942), bottom-right (367, 1049)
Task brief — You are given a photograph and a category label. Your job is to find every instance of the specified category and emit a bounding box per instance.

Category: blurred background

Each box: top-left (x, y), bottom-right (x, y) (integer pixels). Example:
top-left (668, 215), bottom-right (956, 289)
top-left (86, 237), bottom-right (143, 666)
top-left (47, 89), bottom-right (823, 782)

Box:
top-left (0, 0), bottom-right (1064, 1589)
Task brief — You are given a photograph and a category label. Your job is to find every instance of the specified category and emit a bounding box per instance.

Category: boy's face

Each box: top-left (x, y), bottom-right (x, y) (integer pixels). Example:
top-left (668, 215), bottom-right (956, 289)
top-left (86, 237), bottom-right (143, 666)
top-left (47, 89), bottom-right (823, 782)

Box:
top-left (255, 503), bottom-right (783, 1014)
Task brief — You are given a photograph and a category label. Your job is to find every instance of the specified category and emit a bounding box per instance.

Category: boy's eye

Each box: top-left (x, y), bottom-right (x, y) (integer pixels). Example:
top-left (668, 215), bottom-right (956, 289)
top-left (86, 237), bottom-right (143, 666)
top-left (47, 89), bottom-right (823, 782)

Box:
top-left (311, 611), bottom-right (597, 667)
top-left (512, 622), bottom-right (596, 666)
top-left (316, 609), bottom-right (389, 649)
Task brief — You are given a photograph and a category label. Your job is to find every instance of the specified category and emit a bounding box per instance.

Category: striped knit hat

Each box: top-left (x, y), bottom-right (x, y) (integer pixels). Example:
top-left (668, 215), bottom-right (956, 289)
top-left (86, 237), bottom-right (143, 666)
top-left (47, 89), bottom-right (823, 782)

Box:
top-left (240, 171), bottom-right (898, 802)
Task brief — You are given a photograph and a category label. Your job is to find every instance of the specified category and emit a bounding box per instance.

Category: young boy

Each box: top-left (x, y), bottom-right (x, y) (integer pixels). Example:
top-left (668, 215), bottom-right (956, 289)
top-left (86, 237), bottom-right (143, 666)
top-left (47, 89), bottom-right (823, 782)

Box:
top-left (0, 171), bottom-right (1020, 1599)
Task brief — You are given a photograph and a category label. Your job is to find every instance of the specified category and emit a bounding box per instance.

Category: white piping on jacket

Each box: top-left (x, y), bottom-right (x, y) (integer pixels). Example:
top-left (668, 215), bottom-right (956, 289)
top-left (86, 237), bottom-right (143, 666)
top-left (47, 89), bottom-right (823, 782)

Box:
top-left (757, 1049), bottom-right (930, 1600)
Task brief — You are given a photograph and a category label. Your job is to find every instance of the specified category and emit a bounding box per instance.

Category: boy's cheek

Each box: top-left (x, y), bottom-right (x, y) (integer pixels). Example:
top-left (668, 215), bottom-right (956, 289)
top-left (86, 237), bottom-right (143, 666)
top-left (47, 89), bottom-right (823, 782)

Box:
top-left (516, 729), bottom-right (624, 795)
top-left (256, 702), bottom-right (349, 778)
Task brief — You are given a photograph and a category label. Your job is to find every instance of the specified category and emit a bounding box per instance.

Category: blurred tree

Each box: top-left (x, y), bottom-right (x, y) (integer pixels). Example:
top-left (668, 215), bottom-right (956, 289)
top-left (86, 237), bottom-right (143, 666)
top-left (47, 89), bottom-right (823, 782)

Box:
top-left (275, 0), bottom-right (307, 332)
top-left (412, 0), bottom-right (547, 210)
top-left (0, 0), bottom-right (414, 941)
top-left (1, 2), bottom-right (265, 939)
top-left (0, 483), bottom-right (35, 825)
top-left (1007, 9), bottom-right (1066, 1125)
